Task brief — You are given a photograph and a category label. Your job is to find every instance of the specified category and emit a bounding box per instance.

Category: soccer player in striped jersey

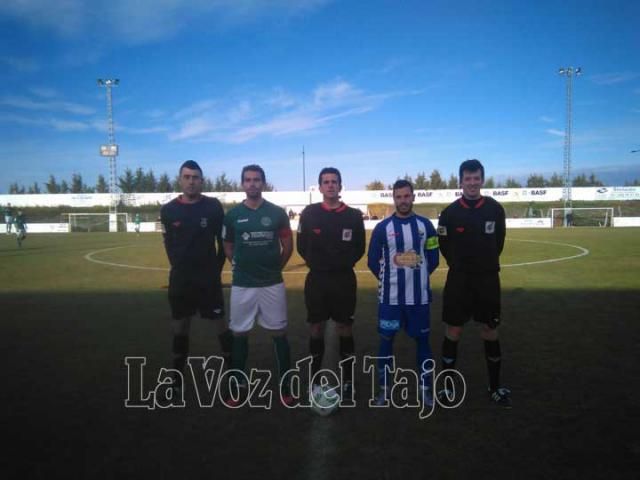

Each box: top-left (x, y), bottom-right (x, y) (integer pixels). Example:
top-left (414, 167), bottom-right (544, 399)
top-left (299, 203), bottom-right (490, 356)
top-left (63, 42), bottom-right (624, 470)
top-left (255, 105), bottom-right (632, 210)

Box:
top-left (367, 179), bottom-right (439, 406)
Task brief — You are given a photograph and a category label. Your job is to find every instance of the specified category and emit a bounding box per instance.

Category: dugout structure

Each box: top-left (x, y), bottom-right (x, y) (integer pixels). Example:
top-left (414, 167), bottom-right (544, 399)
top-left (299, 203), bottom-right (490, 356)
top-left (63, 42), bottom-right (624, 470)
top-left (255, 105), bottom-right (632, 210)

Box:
top-left (550, 207), bottom-right (614, 227)
top-left (63, 212), bottom-right (129, 232)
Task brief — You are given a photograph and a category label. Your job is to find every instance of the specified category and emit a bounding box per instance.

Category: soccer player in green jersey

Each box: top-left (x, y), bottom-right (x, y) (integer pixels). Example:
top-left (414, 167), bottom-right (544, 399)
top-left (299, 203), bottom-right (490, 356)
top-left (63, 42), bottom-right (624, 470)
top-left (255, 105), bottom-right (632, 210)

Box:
top-left (4, 203), bottom-right (14, 234)
top-left (14, 211), bottom-right (27, 247)
top-left (223, 165), bottom-right (294, 406)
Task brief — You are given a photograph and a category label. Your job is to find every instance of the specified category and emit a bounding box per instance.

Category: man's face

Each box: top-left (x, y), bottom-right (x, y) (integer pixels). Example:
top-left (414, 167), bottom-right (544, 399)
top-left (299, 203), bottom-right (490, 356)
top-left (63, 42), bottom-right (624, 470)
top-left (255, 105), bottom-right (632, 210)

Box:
top-left (393, 186), bottom-right (414, 216)
top-left (242, 170), bottom-right (264, 198)
top-left (179, 167), bottom-right (203, 197)
top-left (319, 173), bottom-right (341, 201)
top-left (460, 169), bottom-right (484, 200)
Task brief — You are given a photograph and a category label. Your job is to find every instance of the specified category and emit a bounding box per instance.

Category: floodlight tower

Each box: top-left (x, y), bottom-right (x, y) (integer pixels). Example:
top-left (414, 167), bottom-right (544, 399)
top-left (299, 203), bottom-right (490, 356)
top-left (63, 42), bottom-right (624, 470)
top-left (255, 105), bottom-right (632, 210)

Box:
top-left (558, 67), bottom-right (581, 224)
top-left (302, 145), bottom-right (306, 191)
top-left (97, 78), bottom-right (120, 219)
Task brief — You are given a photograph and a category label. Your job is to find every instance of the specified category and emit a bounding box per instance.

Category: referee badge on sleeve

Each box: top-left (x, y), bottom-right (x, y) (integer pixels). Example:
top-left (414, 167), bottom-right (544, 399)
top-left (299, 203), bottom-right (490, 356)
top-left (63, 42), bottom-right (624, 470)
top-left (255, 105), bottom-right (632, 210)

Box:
top-left (437, 225), bottom-right (447, 236)
top-left (485, 221), bottom-right (495, 234)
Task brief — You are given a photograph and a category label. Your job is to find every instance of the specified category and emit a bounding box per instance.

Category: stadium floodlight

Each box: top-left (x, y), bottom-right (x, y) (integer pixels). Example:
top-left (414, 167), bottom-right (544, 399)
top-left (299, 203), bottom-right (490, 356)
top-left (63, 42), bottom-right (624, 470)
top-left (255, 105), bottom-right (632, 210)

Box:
top-left (100, 144), bottom-right (119, 156)
top-left (97, 78), bottom-right (120, 225)
top-left (558, 66), bottom-right (582, 226)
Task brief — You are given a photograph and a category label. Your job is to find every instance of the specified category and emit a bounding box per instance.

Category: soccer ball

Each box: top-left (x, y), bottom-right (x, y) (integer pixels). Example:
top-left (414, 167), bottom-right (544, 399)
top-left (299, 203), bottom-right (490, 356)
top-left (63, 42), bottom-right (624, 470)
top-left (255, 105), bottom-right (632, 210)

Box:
top-left (310, 385), bottom-right (340, 417)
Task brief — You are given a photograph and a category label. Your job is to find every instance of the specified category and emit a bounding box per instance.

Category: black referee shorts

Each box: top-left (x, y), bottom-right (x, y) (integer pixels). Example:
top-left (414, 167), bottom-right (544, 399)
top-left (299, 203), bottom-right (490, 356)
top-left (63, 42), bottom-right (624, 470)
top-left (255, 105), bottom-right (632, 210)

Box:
top-left (442, 270), bottom-right (501, 327)
top-left (304, 270), bottom-right (357, 325)
top-left (168, 270), bottom-right (224, 320)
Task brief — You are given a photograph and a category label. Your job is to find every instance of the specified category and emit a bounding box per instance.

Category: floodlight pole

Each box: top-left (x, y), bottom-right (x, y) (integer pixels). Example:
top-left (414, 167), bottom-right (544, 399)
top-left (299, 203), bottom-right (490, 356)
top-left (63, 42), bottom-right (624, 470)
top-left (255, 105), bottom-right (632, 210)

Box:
top-left (97, 78), bottom-right (119, 217)
top-left (558, 67), bottom-right (581, 225)
top-left (302, 145), bottom-right (306, 192)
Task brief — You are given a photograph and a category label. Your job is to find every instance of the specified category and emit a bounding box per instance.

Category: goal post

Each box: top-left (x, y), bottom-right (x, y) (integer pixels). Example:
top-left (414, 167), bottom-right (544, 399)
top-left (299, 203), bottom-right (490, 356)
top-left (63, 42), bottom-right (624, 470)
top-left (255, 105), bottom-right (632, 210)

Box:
top-left (549, 207), bottom-right (614, 228)
top-left (63, 212), bottom-right (129, 232)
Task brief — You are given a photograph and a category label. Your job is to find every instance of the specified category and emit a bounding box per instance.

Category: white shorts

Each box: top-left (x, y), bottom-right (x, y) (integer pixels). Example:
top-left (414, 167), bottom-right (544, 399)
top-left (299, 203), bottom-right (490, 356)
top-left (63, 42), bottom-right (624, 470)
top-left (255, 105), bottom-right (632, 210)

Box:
top-left (229, 282), bottom-right (288, 333)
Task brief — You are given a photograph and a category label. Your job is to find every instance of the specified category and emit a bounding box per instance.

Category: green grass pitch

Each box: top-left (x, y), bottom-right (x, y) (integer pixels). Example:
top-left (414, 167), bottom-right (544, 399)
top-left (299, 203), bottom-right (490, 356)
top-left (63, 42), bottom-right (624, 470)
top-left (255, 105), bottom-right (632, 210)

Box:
top-left (1, 228), bottom-right (639, 478)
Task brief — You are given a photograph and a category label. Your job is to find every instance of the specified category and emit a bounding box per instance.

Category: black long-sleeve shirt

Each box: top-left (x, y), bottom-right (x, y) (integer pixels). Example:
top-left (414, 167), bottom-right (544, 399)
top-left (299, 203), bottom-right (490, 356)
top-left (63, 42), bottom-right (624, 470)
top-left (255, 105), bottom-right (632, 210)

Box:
top-left (437, 196), bottom-right (505, 273)
top-left (160, 195), bottom-right (225, 282)
top-left (297, 202), bottom-right (365, 272)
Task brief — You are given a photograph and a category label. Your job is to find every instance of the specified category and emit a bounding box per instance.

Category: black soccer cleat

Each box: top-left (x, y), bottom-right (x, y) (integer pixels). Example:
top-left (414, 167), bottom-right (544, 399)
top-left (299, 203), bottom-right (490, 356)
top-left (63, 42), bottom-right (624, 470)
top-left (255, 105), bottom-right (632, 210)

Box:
top-left (488, 387), bottom-right (512, 408)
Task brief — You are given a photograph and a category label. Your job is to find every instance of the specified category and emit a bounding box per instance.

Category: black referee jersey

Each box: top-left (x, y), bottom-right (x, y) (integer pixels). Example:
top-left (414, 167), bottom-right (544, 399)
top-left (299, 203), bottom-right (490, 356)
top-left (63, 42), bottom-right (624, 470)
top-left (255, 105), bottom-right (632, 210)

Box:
top-left (297, 202), bottom-right (365, 272)
top-left (437, 196), bottom-right (506, 273)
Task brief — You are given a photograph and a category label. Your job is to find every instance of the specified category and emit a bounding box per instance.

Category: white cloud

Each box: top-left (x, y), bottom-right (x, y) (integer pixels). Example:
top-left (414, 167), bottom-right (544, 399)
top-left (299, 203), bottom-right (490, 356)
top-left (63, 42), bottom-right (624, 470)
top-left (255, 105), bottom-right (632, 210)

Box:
top-left (546, 129), bottom-right (565, 137)
top-left (590, 72), bottom-right (639, 85)
top-left (0, 55), bottom-right (39, 73)
top-left (29, 87), bottom-right (58, 98)
top-left (0, 0), bottom-right (332, 45)
top-left (539, 116), bottom-right (554, 123)
top-left (49, 119), bottom-right (90, 131)
top-left (168, 79), bottom-right (411, 144)
top-left (0, 95), bottom-right (94, 115)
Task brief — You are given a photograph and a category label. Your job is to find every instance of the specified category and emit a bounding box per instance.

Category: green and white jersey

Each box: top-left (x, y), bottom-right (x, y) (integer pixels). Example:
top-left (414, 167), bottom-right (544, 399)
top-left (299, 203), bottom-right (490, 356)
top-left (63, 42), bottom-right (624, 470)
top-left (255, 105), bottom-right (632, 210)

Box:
top-left (223, 200), bottom-right (291, 288)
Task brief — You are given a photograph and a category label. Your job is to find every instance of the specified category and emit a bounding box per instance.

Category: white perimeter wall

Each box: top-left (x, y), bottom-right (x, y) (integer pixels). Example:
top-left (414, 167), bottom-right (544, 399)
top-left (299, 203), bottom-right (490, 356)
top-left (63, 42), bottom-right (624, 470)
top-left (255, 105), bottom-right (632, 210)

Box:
top-left (1, 186), bottom-right (639, 208)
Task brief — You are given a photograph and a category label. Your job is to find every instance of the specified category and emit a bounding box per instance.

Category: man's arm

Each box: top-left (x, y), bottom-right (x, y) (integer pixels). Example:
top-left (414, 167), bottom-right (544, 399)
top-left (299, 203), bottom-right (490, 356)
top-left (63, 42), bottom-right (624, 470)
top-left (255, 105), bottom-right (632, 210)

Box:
top-left (280, 232), bottom-right (293, 269)
top-left (351, 211), bottom-right (366, 265)
top-left (437, 209), bottom-right (450, 263)
top-left (223, 241), bottom-right (234, 263)
top-left (296, 208), bottom-right (308, 262)
top-left (496, 203), bottom-right (506, 256)
top-left (159, 206), bottom-right (175, 266)
top-left (367, 223), bottom-right (383, 277)
top-left (214, 201), bottom-right (226, 275)
top-left (424, 221), bottom-right (440, 275)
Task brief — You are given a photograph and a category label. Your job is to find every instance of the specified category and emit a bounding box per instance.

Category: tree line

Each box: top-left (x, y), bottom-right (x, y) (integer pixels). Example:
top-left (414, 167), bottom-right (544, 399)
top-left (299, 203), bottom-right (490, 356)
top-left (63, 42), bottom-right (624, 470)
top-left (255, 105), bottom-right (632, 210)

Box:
top-left (7, 168), bottom-right (273, 194)
top-left (7, 168), bottom-right (639, 194)
top-left (365, 170), bottom-right (630, 190)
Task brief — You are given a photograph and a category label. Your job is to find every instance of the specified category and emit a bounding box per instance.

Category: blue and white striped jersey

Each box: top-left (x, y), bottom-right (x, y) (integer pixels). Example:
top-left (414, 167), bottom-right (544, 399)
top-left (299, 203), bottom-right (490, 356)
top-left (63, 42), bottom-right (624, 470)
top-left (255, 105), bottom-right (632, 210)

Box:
top-left (367, 214), bottom-right (439, 305)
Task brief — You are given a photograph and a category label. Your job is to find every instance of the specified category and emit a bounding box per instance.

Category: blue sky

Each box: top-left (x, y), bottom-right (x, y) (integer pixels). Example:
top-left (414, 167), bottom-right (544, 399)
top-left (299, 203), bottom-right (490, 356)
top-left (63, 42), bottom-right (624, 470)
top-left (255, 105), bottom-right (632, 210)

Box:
top-left (1, 0), bottom-right (639, 192)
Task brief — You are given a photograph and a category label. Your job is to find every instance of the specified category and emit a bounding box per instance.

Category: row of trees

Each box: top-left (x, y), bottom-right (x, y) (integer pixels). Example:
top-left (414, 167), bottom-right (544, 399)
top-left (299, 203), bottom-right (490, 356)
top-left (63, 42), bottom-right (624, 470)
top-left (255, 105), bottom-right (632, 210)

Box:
top-left (7, 168), bottom-right (637, 194)
top-left (365, 170), bottom-right (613, 190)
top-left (8, 168), bottom-right (273, 194)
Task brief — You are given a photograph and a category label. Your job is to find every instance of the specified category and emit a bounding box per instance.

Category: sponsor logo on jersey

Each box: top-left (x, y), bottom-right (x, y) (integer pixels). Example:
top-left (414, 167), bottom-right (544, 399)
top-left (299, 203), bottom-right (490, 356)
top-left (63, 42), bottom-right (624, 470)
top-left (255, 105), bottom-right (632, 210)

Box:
top-left (200, 217), bottom-right (207, 228)
top-left (242, 232), bottom-right (251, 241)
top-left (379, 318), bottom-right (401, 331)
top-left (342, 228), bottom-right (352, 241)
top-left (261, 216), bottom-right (272, 227)
top-left (172, 221), bottom-right (181, 227)
top-left (485, 221), bottom-right (495, 234)
top-left (456, 227), bottom-right (464, 233)
top-left (237, 218), bottom-right (248, 223)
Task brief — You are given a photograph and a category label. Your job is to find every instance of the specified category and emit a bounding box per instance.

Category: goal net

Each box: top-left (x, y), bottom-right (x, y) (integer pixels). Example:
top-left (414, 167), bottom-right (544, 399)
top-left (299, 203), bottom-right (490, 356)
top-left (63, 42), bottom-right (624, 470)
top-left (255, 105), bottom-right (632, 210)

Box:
top-left (550, 207), bottom-right (614, 228)
top-left (63, 213), bottom-right (129, 232)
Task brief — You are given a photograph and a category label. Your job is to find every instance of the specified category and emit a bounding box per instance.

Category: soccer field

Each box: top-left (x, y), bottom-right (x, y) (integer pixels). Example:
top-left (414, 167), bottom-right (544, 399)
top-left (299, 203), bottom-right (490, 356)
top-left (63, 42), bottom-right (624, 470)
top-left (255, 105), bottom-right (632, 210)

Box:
top-left (1, 228), bottom-right (639, 479)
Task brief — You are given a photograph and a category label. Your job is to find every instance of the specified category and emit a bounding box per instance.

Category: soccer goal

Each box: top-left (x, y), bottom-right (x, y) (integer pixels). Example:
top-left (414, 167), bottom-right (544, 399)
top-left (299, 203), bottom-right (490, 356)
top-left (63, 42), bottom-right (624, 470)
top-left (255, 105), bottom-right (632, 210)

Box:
top-left (550, 207), bottom-right (614, 228)
top-left (63, 213), bottom-right (129, 232)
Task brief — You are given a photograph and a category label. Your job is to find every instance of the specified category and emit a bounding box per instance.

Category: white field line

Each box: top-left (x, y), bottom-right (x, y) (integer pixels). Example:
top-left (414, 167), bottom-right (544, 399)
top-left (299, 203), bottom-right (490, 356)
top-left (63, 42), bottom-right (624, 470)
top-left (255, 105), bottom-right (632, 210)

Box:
top-left (84, 238), bottom-right (589, 273)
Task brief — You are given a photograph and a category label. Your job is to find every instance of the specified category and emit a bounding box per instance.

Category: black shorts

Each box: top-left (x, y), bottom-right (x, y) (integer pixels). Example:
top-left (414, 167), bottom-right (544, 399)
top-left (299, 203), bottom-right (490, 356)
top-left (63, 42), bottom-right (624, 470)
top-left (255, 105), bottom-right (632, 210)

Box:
top-left (442, 270), bottom-right (501, 327)
top-left (168, 270), bottom-right (224, 320)
top-left (304, 270), bottom-right (357, 325)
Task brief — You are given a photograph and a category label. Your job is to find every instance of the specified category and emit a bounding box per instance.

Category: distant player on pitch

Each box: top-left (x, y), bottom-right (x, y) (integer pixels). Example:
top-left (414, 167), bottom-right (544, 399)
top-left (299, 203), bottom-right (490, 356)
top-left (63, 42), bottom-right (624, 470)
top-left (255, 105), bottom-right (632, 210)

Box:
top-left (4, 203), bottom-right (14, 234)
top-left (297, 167), bottom-right (365, 403)
top-left (223, 165), bottom-right (294, 406)
top-left (160, 160), bottom-right (233, 395)
top-left (14, 210), bottom-right (27, 247)
top-left (367, 179), bottom-right (439, 406)
top-left (437, 159), bottom-right (511, 407)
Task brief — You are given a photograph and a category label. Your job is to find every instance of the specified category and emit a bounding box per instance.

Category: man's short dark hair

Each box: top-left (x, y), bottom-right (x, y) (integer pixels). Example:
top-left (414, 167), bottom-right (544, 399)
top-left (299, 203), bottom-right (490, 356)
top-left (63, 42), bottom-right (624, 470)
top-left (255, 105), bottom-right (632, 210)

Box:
top-left (179, 160), bottom-right (203, 176)
top-left (241, 164), bottom-right (266, 183)
top-left (318, 167), bottom-right (342, 185)
top-left (459, 159), bottom-right (484, 181)
top-left (392, 179), bottom-right (414, 193)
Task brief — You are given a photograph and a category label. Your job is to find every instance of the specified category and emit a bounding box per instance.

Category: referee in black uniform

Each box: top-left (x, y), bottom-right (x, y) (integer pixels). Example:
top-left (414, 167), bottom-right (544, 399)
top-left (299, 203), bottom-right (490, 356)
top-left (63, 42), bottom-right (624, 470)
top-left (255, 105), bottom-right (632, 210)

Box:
top-left (297, 167), bottom-right (365, 402)
top-left (437, 159), bottom-right (511, 407)
top-left (160, 160), bottom-right (233, 396)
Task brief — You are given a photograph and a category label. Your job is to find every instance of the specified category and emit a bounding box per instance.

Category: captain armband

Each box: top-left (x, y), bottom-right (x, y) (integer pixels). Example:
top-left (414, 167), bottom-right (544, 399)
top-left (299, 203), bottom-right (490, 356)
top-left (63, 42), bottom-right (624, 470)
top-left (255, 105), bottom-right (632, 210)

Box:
top-left (426, 236), bottom-right (439, 250)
